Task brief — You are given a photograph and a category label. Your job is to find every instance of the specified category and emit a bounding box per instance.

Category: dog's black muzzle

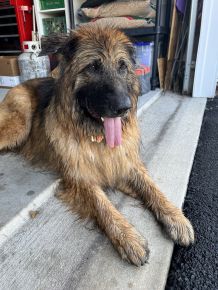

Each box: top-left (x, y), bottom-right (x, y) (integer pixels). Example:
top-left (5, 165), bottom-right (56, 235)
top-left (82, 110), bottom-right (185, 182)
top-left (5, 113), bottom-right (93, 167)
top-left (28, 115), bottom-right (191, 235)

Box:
top-left (77, 81), bottom-right (132, 119)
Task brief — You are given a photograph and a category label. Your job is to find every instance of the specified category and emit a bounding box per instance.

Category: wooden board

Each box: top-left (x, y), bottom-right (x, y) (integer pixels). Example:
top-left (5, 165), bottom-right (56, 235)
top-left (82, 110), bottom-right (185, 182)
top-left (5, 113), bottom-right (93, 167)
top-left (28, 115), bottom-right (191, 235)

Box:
top-left (164, 0), bottom-right (179, 90)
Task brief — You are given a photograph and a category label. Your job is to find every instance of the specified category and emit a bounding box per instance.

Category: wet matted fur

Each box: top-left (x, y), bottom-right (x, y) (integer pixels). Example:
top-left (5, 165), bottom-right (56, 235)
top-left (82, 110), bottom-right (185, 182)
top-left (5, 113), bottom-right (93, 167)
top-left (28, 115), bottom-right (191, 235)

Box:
top-left (0, 25), bottom-right (194, 266)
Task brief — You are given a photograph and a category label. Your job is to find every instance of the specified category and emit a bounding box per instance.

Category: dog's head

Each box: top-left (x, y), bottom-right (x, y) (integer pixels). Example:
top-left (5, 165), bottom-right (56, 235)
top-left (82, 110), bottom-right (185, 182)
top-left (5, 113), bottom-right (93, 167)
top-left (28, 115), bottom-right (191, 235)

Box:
top-left (41, 25), bottom-right (140, 147)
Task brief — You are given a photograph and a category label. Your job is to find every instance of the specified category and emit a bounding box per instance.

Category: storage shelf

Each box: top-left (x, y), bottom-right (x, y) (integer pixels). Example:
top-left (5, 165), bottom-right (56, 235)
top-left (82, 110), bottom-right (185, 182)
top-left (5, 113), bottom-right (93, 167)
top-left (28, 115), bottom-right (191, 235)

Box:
top-left (123, 26), bottom-right (168, 37)
top-left (0, 4), bottom-right (21, 54)
top-left (0, 50), bottom-right (21, 53)
top-left (34, 0), bottom-right (71, 37)
top-left (39, 8), bottom-right (65, 13)
top-left (0, 6), bottom-right (13, 11)
top-left (0, 23), bottom-right (17, 27)
top-left (0, 14), bottom-right (16, 19)
top-left (0, 34), bottom-right (19, 37)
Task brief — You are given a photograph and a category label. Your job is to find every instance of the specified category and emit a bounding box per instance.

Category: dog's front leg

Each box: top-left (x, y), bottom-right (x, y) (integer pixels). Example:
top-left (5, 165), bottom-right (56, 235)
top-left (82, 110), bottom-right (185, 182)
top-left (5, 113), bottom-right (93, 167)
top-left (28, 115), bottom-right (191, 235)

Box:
top-left (57, 181), bottom-right (150, 266)
top-left (118, 162), bottom-right (194, 246)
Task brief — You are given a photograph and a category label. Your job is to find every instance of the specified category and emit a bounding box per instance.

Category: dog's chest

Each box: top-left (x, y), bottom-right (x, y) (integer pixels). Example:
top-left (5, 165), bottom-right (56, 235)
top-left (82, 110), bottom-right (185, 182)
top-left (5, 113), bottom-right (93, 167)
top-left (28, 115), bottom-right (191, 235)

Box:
top-left (47, 119), bottom-right (138, 185)
top-left (61, 139), bottom-right (132, 185)
top-left (82, 143), bottom-right (130, 183)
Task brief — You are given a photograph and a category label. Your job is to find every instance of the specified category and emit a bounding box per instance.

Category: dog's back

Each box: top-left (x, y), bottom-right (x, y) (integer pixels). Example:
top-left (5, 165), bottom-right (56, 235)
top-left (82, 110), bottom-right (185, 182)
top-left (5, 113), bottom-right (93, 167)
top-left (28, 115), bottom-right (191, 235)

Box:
top-left (0, 78), bottom-right (57, 167)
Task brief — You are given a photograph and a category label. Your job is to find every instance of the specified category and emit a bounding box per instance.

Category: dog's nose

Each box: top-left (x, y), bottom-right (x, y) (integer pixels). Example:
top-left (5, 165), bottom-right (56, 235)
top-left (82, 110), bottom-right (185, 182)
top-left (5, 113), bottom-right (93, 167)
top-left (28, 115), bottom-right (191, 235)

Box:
top-left (112, 97), bottom-right (131, 117)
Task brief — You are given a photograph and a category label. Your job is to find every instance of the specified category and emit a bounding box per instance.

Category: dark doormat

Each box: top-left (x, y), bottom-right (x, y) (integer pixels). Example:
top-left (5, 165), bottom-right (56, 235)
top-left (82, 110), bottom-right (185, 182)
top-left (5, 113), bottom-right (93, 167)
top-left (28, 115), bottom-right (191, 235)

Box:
top-left (165, 97), bottom-right (218, 290)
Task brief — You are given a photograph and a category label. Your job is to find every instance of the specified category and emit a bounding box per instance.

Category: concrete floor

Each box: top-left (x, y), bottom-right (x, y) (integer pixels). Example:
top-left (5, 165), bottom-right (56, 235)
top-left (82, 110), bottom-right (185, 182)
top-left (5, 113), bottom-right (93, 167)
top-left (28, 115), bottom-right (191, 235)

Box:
top-left (0, 89), bottom-right (206, 290)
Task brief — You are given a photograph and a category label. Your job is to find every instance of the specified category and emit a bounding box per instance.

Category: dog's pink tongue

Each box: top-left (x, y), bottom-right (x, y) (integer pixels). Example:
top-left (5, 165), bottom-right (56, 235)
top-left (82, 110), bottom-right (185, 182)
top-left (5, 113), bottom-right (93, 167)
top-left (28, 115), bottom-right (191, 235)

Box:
top-left (103, 117), bottom-right (122, 148)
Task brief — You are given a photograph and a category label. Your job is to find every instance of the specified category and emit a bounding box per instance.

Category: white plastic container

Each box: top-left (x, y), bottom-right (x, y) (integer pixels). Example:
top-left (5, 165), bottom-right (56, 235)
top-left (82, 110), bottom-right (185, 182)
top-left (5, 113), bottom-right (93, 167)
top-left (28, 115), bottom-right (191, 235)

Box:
top-left (134, 42), bottom-right (153, 94)
top-left (18, 53), bottom-right (50, 82)
top-left (134, 42), bottom-right (154, 67)
top-left (18, 41), bottom-right (50, 82)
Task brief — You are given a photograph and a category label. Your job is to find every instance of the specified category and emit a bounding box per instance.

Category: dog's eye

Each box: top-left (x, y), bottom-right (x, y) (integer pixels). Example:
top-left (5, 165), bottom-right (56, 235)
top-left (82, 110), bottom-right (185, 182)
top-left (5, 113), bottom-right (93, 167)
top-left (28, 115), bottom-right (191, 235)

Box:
top-left (86, 60), bottom-right (101, 73)
top-left (118, 60), bottom-right (128, 74)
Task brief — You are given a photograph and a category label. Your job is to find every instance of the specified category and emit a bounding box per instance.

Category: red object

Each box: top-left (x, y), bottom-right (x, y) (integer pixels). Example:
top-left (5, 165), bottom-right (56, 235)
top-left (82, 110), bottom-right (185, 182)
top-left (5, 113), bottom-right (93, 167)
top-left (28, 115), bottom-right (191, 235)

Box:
top-left (10, 0), bottom-right (33, 49)
top-left (135, 66), bottom-right (150, 76)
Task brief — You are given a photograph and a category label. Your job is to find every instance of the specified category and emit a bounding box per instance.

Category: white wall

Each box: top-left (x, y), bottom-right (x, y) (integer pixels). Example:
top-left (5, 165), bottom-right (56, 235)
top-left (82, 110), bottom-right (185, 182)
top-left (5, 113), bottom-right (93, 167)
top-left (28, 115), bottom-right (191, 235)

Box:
top-left (193, 0), bottom-right (218, 98)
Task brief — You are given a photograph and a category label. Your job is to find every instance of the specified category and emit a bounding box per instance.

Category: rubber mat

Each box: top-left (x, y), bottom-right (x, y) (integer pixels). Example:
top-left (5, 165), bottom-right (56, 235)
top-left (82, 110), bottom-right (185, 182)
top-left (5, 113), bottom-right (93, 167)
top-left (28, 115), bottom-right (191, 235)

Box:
top-left (166, 97), bottom-right (218, 290)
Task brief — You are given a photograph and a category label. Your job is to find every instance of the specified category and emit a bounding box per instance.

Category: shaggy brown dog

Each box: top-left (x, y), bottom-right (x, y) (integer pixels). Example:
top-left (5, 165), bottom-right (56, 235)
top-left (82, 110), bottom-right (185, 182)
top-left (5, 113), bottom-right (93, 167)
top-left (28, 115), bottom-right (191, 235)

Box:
top-left (0, 25), bottom-right (194, 266)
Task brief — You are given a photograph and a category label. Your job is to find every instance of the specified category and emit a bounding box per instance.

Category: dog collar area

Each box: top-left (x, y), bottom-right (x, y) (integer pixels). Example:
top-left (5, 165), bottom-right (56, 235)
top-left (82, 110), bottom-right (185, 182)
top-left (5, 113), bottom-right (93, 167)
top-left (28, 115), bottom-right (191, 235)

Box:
top-left (90, 135), bottom-right (104, 143)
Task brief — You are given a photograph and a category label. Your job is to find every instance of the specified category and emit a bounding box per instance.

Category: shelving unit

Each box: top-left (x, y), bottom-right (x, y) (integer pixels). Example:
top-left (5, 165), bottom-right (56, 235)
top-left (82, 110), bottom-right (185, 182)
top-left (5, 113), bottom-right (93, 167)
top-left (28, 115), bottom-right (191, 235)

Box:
top-left (0, 14), bottom-right (16, 18)
top-left (124, 0), bottom-right (171, 89)
top-left (33, 0), bottom-right (71, 38)
top-left (71, 0), bottom-right (171, 90)
top-left (0, 3), bottom-right (21, 55)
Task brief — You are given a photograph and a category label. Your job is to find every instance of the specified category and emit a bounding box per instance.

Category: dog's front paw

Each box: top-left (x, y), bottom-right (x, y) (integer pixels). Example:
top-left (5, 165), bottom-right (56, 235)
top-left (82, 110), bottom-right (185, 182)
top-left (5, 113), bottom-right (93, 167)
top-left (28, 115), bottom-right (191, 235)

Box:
top-left (162, 211), bottom-right (194, 246)
top-left (113, 228), bottom-right (150, 266)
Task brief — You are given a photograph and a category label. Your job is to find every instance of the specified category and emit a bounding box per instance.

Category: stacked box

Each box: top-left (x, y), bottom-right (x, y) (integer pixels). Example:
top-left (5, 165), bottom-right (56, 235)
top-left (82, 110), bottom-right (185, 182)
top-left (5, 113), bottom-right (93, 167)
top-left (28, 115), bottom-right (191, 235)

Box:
top-left (0, 56), bottom-right (20, 88)
top-left (40, 0), bottom-right (64, 10)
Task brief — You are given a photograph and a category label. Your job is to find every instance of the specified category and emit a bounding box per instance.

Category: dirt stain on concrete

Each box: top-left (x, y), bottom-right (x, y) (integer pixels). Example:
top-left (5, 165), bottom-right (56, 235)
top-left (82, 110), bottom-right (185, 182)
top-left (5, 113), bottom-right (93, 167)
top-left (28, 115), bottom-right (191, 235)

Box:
top-left (0, 185), bottom-right (6, 191)
top-left (26, 190), bottom-right (35, 196)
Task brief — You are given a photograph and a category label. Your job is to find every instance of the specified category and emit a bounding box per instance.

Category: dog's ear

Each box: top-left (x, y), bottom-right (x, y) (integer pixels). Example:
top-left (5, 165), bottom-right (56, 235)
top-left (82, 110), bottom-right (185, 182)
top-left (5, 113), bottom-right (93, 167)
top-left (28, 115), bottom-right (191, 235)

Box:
top-left (40, 33), bottom-right (69, 55)
top-left (61, 32), bottom-right (79, 61)
top-left (40, 31), bottom-right (78, 60)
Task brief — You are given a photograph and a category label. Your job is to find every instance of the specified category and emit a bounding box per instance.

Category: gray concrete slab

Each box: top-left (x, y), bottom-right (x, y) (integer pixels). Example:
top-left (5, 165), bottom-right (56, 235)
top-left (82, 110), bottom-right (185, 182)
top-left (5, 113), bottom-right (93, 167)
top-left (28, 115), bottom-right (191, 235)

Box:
top-left (0, 93), bottom-right (206, 290)
top-left (137, 89), bottom-right (161, 115)
top-left (0, 154), bottom-right (56, 228)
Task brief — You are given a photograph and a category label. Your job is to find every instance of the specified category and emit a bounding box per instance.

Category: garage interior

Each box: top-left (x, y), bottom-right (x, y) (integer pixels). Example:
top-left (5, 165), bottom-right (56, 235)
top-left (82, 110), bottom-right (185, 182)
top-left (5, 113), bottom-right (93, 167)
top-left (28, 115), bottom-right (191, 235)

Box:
top-left (0, 1), bottom-right (217, 290)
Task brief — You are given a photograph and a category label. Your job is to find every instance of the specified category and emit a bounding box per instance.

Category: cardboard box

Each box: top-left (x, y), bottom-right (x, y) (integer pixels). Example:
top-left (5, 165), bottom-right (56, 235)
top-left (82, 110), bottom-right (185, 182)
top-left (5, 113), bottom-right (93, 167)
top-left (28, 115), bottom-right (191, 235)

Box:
top-left (0, 56), bottom-right (21, 88)
top-left (0, 56), bottom-right (20, 76)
